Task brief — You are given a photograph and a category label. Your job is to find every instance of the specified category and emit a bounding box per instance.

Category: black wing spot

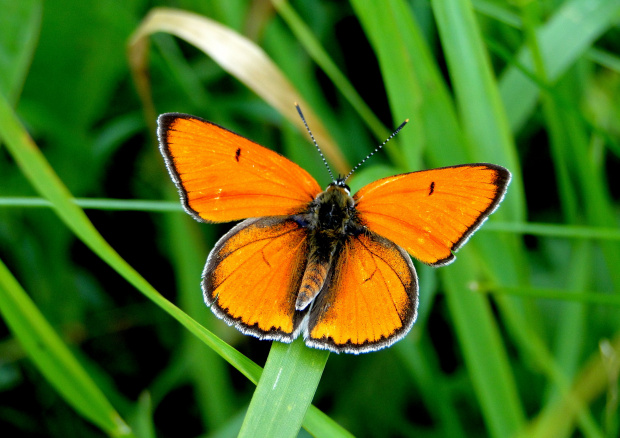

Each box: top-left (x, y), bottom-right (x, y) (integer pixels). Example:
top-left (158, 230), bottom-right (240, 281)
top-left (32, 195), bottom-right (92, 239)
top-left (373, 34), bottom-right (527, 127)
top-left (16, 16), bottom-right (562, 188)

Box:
top-left (235, 148), bottom-right (241, 162)
top-left (429, 181), bottom-right (435, 195)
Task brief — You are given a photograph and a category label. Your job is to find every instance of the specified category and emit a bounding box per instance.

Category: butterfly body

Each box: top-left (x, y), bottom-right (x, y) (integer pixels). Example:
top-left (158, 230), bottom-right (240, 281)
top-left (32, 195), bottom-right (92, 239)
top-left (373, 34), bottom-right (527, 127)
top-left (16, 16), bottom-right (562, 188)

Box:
top-left (294, 182), bottom-right (362, 311)
top-left (158, 112), bottom-right (511, 354)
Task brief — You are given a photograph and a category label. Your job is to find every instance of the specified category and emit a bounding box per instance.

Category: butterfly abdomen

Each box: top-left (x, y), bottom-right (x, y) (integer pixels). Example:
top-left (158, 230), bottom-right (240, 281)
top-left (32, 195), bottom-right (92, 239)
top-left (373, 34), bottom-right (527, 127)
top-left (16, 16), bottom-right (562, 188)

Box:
top-left (296, 251), bottom-right (331, 311)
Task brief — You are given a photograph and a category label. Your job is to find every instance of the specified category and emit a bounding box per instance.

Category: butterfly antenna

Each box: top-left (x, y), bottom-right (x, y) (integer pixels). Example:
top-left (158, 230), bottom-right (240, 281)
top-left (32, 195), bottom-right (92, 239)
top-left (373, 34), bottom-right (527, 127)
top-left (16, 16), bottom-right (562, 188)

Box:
top-left (295, 103), bottom-right (335, 183)
top-left (343, 119), bottom-right (409, 182)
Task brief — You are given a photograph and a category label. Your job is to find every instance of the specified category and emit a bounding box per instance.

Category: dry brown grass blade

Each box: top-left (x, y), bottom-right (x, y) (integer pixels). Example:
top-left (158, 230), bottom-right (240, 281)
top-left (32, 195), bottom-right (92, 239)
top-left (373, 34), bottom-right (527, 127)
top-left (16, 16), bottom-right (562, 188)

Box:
top-left (128, 7), bottom-right (349, 175)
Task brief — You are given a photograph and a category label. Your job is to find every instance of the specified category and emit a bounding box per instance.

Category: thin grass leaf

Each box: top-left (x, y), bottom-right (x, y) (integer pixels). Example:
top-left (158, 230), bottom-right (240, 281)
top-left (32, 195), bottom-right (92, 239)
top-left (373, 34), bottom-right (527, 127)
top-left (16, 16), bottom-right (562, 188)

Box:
top-left (487, 286), bottom-right (620, 306)
top-left (350, 1), bottom-right (473, 430)
top-left (483, 221), bottom-right (620, 240)
top-left (396, 336), bottom-right (467, 438)
top-left (0, 197), bottom-right (182, 211)
top-left (0, 258), bottom-right (134, 437)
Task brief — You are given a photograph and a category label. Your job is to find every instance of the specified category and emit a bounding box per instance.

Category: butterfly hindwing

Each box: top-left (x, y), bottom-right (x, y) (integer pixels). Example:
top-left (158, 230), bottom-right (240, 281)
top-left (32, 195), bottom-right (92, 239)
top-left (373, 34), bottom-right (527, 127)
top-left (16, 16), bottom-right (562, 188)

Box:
top-left (203, 217), bottom-right (309, 341)
top-left (305, 231), bottom-right (418, 354)
top-left (354, 164), bottom-right (511, 266)
top-left (158, 113), bottom-right (322, 223)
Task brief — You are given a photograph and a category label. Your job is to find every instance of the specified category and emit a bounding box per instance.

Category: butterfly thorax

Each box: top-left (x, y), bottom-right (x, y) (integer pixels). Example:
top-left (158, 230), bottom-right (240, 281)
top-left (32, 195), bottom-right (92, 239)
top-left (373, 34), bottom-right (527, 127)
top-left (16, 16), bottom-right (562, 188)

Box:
top-left (294, 183), bottom-right (364, 311)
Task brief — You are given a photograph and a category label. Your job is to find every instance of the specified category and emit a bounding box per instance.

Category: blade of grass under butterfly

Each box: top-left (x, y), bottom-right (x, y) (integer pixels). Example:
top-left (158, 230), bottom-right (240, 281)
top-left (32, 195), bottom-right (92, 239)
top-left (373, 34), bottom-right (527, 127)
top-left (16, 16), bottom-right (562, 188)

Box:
top-left (128, 7), bottom-right (348, 175)
top-left (239, 339), bottom-right (330, 438)
top-left (499, 0), bottom-right (620, 133)
top-left (0, 258), bottom-right (134, 437)
top-left (0, 88), bottom-right (349, 438)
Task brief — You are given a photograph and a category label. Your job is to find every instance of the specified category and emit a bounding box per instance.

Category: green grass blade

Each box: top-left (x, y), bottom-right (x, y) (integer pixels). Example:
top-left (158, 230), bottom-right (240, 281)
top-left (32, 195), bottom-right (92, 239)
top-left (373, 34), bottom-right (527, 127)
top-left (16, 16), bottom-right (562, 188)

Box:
top-left (487, 286), bottom-right (620, 306)
top-left (0, 0), bottom-right (41, 103)
top-left (8, 198), bottom-right (620, 241)
top-left (441, 258), bottom-right (526, 438)
top-left (0, 258), bottom-right (134, 437)
top-left (500, 0), bottom-right (620, 133)
top-left (483, 221), bottom-right (620, 241)
top-left (239, 339), bottom-right (330, 438)
top-left (0, 196), bottom-right (182, 211)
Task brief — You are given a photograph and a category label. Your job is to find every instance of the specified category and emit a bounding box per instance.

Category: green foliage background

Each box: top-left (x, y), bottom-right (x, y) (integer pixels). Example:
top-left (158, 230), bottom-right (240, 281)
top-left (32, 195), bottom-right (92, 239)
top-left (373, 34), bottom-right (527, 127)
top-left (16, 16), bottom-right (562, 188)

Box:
top-left (1, 0), bottom-right (619, 437)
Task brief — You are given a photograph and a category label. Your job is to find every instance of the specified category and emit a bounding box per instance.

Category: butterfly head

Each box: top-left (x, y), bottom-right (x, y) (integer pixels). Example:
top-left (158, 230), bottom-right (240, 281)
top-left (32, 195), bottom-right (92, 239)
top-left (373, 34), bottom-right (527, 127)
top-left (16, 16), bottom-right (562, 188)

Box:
top-left (332, 177), bottom-right (351, 194)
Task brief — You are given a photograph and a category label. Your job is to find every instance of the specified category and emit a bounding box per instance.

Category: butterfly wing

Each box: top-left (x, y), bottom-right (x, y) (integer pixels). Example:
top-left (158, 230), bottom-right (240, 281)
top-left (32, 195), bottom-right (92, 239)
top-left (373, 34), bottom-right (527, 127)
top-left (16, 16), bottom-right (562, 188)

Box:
top-left (203, 216), bottom-right (309, 341)
top-left (305, 231), bottom-right (418, 354)
top-left (158, 113), bottom-right (322, 223)
top-left (354, 164), bottom-right (511, 266)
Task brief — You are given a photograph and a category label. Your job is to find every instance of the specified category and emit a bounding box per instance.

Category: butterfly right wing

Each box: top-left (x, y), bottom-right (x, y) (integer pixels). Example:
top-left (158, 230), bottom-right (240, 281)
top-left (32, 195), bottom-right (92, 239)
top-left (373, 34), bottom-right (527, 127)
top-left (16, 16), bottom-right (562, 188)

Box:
top-left (202, 217), bottom-right (309, 342)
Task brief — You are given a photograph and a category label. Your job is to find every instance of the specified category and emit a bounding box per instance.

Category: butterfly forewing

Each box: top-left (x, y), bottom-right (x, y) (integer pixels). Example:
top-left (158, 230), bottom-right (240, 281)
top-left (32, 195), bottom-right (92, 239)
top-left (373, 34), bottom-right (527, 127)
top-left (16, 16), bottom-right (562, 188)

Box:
top-left (158, 114), bottom-right (322, 223)
top-left (354, 164), bottom-right (511, 266)
top-left (203, 217), bottom-right (309, 341)
top-left (305, 232), bottom-right (418, 354)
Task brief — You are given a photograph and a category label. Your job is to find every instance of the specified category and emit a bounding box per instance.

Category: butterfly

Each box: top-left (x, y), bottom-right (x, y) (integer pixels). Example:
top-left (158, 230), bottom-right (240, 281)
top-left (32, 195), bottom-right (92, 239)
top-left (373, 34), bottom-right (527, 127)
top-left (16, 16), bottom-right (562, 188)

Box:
top-left (157, 107), bottom-right (511, 354)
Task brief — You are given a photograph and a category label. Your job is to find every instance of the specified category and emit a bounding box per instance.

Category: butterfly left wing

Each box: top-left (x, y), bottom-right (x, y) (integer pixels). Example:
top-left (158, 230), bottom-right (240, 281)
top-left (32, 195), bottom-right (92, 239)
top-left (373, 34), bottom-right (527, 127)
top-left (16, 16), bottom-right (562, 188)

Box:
top-left (305, 231), bottom-right (418, 354)
top-left (354, 164), bottom-right (511, 266)
top-left (158, 113), bottom-right (322, 223)
top-left (203, 217), bottom-right (309, 341)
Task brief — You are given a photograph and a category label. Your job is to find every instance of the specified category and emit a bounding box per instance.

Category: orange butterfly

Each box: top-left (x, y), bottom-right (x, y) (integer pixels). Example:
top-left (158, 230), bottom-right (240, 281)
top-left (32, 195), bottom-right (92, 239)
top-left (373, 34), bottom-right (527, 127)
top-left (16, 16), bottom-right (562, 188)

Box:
top-left (157, 108), bottom-right (510, 354)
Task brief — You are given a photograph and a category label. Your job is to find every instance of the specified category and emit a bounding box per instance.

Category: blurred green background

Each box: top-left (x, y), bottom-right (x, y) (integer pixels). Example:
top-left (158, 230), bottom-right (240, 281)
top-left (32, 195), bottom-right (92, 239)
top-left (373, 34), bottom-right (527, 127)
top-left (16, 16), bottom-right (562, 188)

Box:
top-left (1, 0), bottom-right (619, 437)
